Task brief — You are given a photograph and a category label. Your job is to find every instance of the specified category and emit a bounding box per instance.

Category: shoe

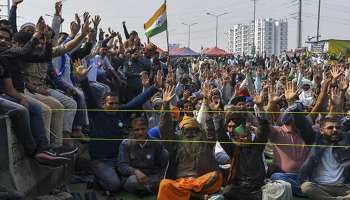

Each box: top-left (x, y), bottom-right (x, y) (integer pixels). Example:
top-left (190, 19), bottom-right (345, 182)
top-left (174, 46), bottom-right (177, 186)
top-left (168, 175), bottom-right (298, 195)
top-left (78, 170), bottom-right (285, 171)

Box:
top-left (35, 149), bottom-right (71, 166)
top-left (53, 144), bottom-right (79, 157)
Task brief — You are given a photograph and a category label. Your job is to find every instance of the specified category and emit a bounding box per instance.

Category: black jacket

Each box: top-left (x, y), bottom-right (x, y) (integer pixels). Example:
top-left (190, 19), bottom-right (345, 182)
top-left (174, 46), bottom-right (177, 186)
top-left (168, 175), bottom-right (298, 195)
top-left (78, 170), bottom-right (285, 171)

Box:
top-left (0, 38), bottom-right (52, 92)
top-left (217, 116), bottom-right (269, 189)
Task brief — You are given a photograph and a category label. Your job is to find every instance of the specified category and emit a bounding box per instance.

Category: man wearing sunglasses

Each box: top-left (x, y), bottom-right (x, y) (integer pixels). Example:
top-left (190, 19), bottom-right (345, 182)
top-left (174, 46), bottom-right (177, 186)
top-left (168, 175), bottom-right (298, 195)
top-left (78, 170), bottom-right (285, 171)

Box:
top-left (299, 115), bottom-right (350, 200)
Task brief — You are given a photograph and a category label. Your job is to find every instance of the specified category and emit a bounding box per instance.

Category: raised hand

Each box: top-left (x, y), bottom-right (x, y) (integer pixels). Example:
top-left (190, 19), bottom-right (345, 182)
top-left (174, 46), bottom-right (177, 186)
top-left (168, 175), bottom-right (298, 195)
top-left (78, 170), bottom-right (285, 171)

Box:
top-left (99, 28), bottom-right (104, 41)
top-left (35, 16), bottom-right (46, 34)
top-left (252, 91), bottom-right (264, 107)
top-left (116, 32), bottom-right (122, 42)
top-left (140, 71), bottom-right (150, 88)
top-left (55, 1), bottom-right (62, 16)
top-left (163, 85), bottom-right (175, 103)
top-left (154, 70), bottom-right (163, 89)
top-left (92, 15), bottom-right (101, 29)
top-left (73, 59), bottom-right (89, 80)
top-left (83, 12), bottom-right (90, 23)
top-left (108, 28), bottom-right (117, 38)
top-left (268, 84), bottom-right (283, 104)
top-left (12, 0), bottom-right (23, 6)
top-left (75, 13), bottom-right (81, 27)
top-left (201, 83), bottom-right (211, 102)
top-left (330, 65), bottom-right (343, 80)
top-left (339, 76), bottom-right (349, 92)
top-left (284, 81), bottom-right (298, 103)
top-left (81, 18), bottom-right (91, 36)
top-left (329, 87), bottom-right (343, 107)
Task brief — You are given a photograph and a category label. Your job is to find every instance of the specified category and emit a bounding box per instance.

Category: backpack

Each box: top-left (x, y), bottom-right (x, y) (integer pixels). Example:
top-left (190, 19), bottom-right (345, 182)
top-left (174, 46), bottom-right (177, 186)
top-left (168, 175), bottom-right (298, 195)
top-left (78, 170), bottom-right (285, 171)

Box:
top-left (262, 180), bottom-right (293, 200)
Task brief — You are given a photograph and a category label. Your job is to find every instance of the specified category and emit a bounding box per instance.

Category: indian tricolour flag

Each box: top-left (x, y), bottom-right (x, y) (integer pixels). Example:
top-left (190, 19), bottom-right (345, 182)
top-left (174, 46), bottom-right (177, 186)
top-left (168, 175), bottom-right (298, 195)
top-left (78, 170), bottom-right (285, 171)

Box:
top-left (144, 3), bottom-right (167, 38)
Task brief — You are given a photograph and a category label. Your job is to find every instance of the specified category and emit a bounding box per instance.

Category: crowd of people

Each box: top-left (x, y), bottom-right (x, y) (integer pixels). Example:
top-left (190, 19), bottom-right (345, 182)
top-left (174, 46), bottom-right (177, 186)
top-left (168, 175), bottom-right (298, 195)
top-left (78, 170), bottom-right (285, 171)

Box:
top-left (0, 0), bottom-right (350, 200)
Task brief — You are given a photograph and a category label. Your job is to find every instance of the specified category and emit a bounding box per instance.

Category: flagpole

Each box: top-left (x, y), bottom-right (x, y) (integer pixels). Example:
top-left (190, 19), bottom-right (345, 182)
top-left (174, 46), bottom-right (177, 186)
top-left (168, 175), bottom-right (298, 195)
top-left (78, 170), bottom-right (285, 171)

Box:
top-left (165, 0), bottom-right (170, 53)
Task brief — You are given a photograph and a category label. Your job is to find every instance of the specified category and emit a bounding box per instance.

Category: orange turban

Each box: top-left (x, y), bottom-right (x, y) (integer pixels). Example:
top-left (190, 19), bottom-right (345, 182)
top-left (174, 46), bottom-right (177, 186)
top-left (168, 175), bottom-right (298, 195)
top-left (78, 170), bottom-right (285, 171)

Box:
top-left (179, 116), bottom-right (200, 130)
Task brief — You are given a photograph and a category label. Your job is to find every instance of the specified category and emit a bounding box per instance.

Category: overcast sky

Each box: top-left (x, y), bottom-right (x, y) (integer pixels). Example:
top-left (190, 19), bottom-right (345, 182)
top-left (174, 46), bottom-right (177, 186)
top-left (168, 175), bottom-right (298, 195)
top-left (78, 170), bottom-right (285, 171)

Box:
top-left (11, 0), bottom-right (350, 51)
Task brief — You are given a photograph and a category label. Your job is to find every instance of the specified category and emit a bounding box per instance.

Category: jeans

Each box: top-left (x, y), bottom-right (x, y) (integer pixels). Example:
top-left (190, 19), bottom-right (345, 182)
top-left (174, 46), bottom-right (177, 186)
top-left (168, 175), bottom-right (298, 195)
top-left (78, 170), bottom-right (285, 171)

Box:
top-left (271, 172), bottom-right (305, 197)
top-left (71, 87), bottom-right (89, 128)
top-left (0, 96), bottom-right (41, 155)
top-left (48, 89), bottom-right (77, 133)
top-left (18, 95), bottom-right (48, 150)
top-left (26, 92), bottom-right (64, 146)
top-left (23, 91), bottom-right (51, 140)
top-left (91, 159), bottom-right (121, 192)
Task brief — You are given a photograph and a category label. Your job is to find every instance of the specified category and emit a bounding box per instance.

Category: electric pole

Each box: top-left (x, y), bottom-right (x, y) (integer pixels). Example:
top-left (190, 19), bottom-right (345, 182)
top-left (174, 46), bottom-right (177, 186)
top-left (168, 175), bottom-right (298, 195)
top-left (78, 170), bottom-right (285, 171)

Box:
top-left (316, 0), bottom-right (321, 42)
top-left (181, 22), bottom-right (198, 48)
top-left (252, 0), bottom-right (257, 55)
top-left (297, 0), bottom-right (302, 48)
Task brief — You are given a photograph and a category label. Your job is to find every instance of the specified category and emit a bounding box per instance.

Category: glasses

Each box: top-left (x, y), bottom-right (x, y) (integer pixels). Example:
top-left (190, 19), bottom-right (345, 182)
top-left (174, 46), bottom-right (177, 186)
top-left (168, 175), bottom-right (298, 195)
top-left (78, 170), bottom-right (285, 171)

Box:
top-left (325, 126), bottom-right (341, 130)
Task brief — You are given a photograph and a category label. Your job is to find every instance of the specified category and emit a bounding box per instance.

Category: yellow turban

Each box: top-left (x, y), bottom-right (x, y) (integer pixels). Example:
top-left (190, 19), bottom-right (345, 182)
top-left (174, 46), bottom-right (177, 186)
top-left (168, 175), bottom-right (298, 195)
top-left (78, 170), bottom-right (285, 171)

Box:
top-left (179, 116), bottom-right (200, 130)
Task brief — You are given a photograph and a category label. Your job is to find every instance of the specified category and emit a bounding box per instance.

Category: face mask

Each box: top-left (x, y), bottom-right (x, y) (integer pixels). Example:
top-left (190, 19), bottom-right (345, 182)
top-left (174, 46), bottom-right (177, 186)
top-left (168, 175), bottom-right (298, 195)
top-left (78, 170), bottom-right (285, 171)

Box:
top-left (234, 124), bottom-right (246, 137)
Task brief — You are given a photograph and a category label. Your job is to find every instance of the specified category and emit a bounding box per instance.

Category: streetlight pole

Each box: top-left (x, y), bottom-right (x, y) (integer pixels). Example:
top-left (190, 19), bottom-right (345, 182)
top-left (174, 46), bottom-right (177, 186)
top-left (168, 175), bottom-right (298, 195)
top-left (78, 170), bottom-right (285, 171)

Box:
top-left (316, 0), bottom-right (321, 42)
top-left (250, 0), bottom-right (257, 55)
top-left (207, 12), bottom-right (228, 48)
top-left (297, 0), bottom-right (302, 48)
top-left (181, 22), bottom-right (198, 48)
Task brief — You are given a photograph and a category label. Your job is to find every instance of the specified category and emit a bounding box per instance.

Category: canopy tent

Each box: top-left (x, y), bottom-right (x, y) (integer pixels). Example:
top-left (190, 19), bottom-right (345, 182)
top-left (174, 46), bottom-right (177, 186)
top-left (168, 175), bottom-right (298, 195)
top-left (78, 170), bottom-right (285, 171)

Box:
top-left (202, 47), bottom-right (232, 57)
top-left (156, 47), bottom-right (165, 53)
top-left (170, 47), bottom-right (200, 57)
